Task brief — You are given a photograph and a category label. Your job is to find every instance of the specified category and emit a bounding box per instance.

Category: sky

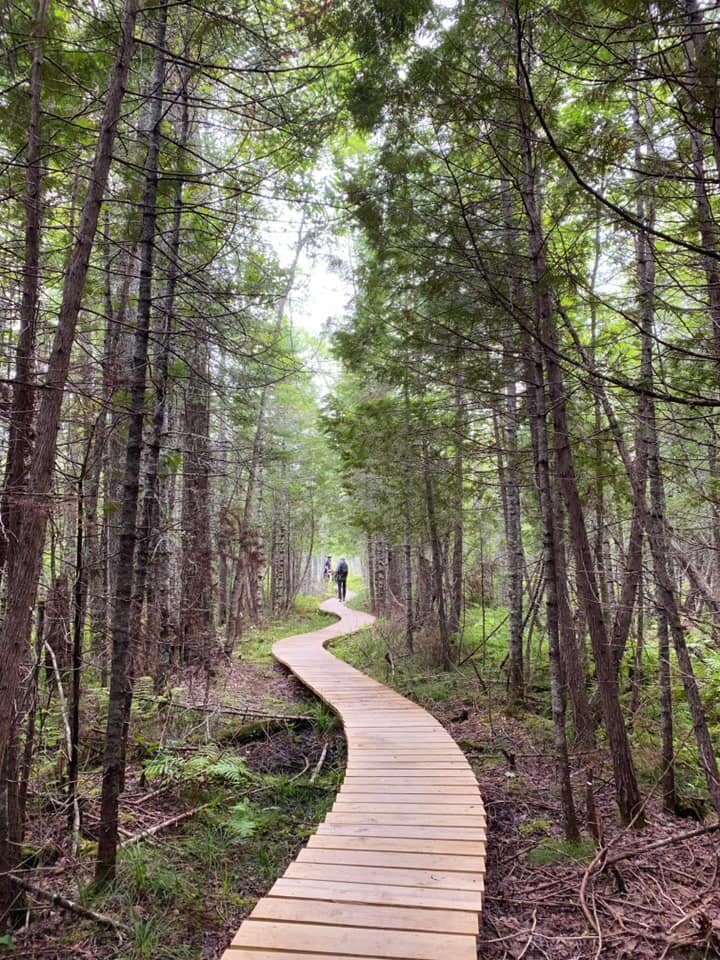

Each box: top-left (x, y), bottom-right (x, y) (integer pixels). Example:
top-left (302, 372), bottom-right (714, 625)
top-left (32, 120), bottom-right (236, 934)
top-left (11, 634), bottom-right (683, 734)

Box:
top-left (265, 191), bottom-right (354, 332)
top-left (265, 192), bottom-right (355, 394)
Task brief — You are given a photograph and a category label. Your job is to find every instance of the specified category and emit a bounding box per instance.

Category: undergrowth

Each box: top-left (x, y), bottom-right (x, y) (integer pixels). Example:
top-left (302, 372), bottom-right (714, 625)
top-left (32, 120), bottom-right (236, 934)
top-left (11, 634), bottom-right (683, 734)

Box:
top-left (333, 603), bottom-right (720, 814)
top-left (13, 594), bottom-right (345, 960)
top-left (81, 773), bottom-right (339, 959)
top-left (236, 594), bottom-right (336, 662)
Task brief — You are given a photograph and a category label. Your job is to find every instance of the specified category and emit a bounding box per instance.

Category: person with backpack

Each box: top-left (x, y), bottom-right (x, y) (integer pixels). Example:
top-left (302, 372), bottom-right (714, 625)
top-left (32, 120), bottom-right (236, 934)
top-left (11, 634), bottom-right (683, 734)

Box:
top-left (335, 557), bottom-right (348, 601)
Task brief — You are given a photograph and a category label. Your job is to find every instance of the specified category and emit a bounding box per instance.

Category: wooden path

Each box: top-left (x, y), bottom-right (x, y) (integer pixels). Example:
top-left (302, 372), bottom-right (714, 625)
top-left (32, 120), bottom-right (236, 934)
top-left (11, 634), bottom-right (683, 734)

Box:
top-left (221, 598), bottom-right (486, 960)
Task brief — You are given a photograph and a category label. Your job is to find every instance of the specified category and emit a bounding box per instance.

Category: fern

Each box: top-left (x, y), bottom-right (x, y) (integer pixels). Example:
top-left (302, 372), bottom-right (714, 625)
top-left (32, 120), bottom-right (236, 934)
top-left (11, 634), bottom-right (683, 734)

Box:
top-left (205, 755), bottom-right (251, 785)
top-left (143, 752), bottom-right (184, 782)
top-left (227, 801), bottom-right (256, 839)
top-left (143, 747), bottom-right (254, 788)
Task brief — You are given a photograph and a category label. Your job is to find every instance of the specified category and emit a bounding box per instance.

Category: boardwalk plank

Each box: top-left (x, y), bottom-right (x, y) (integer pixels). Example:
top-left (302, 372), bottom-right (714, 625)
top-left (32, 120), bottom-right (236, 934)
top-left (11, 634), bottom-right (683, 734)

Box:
top-left (231, 920), bottom-right (476, 960)
top-left (250, 897), bottom-right (479, 934)
top-left (285, 860), bottom-right (484, 891)
top-left (268, 877), bottom-right (483, 911)
top-left (307, 834), bottom-right (486, 856)
top-left (298, 847), bottom-right (486, 872)
top-left (219, 599), bottom-right (485, 960)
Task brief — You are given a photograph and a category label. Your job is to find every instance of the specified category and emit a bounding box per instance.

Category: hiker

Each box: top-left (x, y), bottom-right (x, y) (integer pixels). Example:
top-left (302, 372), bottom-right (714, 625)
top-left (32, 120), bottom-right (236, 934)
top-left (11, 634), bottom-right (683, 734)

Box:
top-left (335, 557), bottom-right (348, 601)
top-left (322, 555), bottom-right (332, 586)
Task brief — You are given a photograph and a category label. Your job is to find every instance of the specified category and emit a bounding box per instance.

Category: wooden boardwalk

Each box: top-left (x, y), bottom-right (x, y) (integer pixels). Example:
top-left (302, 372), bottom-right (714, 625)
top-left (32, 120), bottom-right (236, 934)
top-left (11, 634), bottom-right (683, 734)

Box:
top-left (221, 598), bottom-right (486, 960)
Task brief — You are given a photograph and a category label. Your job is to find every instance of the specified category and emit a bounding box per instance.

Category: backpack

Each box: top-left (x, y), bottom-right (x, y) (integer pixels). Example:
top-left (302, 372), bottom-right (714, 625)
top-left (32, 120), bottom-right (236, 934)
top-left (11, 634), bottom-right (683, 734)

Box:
top-left (336, 559), bottom-right (348, 577)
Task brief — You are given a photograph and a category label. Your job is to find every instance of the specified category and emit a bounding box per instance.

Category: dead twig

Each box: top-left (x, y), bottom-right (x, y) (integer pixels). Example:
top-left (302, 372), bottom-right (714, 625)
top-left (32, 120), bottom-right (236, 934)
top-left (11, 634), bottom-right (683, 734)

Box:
top-left (605, 820), bottom-right (720, 868)
top-left (310, 742), bottom-right (329, 783)
top-left (517, 908), bottom-right (537, 959)
top-left (289, 755), bottom-right (310, 782)
top-left (10, 874), bottom-right (130, 936)
top-left (118, 802), bottom-right (212, 848)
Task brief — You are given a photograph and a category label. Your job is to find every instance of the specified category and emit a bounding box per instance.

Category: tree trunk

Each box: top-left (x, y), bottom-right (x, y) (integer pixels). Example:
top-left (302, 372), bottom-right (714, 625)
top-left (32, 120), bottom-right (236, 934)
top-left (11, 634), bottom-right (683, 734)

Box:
top-left (67, 429), bottom-right (95, 834)
top-left (0, 1), bottom-right (49, 924)
top-left (402, 378), bottom-right (414, 652)
top-left (515, 44), bottom-right (642, 823)
top-left (553, 494), bottom-right (595, 750)
top-left (271, 510), bottom-right (289, 616)
top-left (503, 351), bottom-right (525, 706)
top-left (449, 369), bottom-right (464, 634)
top-left (528, 335), bottom-right (580, 842)
top-left (133, 67), bottom-right (189, 678)
top-left (422, 438), bottom-right (451, 669)
top-left (96, 5), bottom-right (166, 883)
top-left (0, 0), bottom-right (49, 587)
top-left (0, 0), bottom-right (139, 772)
top-left (94, 238), bottom-right (136, 685)
top-left (634, 80), bottom-right (720, 811)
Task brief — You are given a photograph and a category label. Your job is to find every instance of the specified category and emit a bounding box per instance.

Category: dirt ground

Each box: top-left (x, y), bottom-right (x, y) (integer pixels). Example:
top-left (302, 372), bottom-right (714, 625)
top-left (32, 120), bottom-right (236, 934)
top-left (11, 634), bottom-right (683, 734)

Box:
top-left (11, 655), bottom-right (338, 960)
top-left (439, 702), bottom-right (720, 960)
top-left (10, 650), bottom-right (720, 960)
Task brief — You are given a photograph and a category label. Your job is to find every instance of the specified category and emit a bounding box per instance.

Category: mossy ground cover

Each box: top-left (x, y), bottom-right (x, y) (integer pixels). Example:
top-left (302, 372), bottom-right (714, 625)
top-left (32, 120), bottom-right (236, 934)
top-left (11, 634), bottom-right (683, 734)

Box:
top-left (331, 605), bottom-right (720, 958)
top-left (12, 596), bottom-right (343, 960)
top-left (336, 602), bottom-right (720, 808)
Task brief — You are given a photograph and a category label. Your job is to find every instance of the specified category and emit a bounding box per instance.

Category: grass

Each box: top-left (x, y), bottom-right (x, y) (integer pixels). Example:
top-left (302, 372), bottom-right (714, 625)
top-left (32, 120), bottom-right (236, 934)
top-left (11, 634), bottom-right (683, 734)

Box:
top-left (84, 762), bottom-right (340, 958)
top-left (238, 594), bottom-right (336, 662)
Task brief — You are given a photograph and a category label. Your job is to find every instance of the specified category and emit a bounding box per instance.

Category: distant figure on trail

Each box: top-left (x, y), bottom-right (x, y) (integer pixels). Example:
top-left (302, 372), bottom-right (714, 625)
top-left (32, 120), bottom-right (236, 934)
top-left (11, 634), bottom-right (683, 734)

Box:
top-left (322, 555), bottom-right (332, 587)
top-left (335, 557), bottom-right (348, 602)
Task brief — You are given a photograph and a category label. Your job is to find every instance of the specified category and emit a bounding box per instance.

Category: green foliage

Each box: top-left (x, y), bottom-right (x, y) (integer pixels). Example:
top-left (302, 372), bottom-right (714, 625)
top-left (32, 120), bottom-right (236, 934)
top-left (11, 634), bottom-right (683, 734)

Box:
top-left (519, 818), bottom-right (554, 839)
top-left (142, 748), bottom-right (253, 788)
top-left (526, 838), bottom-right (596, 867)
top-left (183, 804), bottom-right (257, 871)
top-left (240, 596), bottom-right (335, 664)
top-left (121, 847), bottom-right (185, 903)
top-left (308, 701), bottom-right (338, 734)
top-left (128, 916), bottom-right (161, 960)
top-left (0, 934), bottom-right (15, 955)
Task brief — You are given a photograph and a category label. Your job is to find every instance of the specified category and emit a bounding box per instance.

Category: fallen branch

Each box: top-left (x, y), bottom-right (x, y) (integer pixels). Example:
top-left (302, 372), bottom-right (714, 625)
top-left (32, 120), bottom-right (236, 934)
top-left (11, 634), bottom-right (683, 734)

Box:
top-left (123, 785), bottom-right (170, 806)
top-left (289, 755), bottom-right (310, 782)
top-left (310, 743), bottom-right (329, 783)
top-left (10, 874), bottom-right (129, 935)
top-left (119, 802), bottom-right (212, 848)
top-left (605, 820), bottom-right (720, 867)
top-left (134, 695), bottom-right (307, 723)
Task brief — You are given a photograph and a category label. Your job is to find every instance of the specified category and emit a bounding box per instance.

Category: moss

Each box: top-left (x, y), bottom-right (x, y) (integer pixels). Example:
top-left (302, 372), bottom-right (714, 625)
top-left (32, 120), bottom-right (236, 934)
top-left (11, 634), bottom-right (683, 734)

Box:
top-left (522, 714), bottom-right (555, 749)
top-left (239, 596), bottom-right (335, 662)
top-left (519, 818), bottom-right (553, 838)
top-left (526, 837), bottom-right (596, 866)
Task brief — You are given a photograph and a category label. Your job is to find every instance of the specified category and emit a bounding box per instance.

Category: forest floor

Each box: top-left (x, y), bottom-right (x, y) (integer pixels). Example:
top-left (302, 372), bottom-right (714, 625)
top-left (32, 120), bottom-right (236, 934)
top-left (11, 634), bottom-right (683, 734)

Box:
top-left (332, 603), bottom-right (720, 960)
top-left (10, 598), bottom-right (345, 960)
top-left (13, 595), bottom-right (720, 960)
top-left (449, 707), bottom-right (720, 959)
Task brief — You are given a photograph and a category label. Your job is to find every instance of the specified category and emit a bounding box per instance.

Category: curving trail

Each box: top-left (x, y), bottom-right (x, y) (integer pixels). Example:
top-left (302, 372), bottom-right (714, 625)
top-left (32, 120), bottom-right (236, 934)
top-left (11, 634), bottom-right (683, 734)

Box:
top-left (221, 598), bottom-right (486, 960)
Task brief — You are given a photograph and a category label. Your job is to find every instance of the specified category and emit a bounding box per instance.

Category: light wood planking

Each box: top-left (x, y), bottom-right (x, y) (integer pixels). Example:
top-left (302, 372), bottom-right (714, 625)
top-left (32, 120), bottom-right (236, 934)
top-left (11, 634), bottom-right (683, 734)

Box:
top-left (220, 597), bottom-right (486, 959)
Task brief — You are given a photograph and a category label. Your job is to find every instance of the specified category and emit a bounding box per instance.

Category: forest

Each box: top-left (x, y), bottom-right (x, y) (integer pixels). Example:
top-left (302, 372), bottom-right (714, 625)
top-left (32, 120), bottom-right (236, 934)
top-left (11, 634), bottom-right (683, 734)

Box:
top-left (0, 0), bottom-right (719, 957)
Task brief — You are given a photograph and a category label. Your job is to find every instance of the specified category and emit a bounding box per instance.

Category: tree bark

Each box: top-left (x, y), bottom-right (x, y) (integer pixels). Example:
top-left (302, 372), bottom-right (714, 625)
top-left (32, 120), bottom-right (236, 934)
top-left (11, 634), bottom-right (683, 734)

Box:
top-left (528, 335), bottom-right (580, 842)
top-left (422, 437), bottom-right (451, 670)
top-left (96, 4), bottom-right (166, 883)
top-left (0, 0), bottom-right (49, 586)
top-left (515, 40), bottom-right (642, 823)
top-left (449, 368), bottom-right (464, 634)
top-left (0, 0), bottom-right (139, 772)
top-left (133, 66), bottom-right (190, 677)
top-left (503, 350), bottom-right (525, 706)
